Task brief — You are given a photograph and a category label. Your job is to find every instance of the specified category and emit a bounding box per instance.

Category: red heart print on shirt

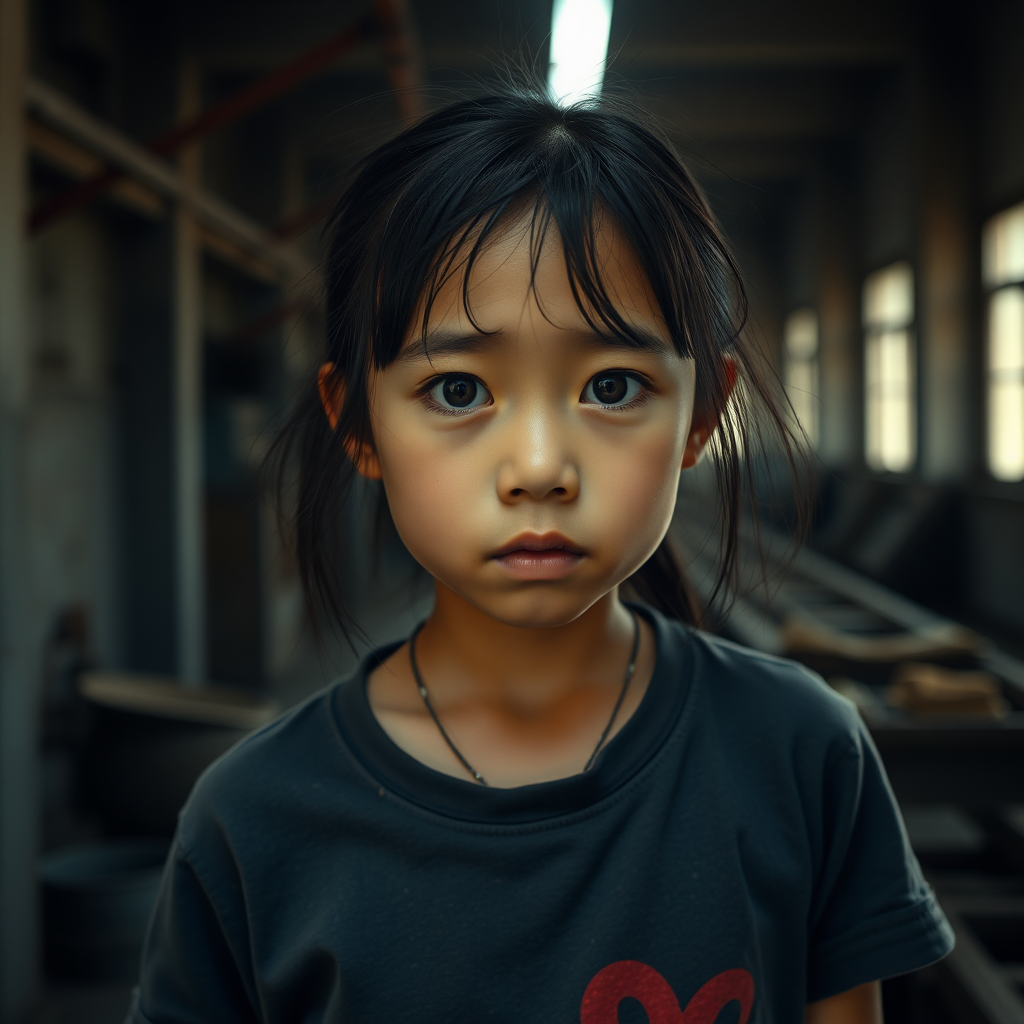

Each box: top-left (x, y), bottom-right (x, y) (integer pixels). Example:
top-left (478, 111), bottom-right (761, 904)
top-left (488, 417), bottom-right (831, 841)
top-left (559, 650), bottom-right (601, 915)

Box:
top-left (580, 960), bottom-right (755, 1024)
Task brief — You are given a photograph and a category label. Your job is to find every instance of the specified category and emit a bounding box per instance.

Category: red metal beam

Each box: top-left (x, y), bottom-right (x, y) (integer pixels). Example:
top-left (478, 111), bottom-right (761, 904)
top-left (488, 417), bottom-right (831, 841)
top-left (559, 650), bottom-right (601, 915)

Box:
top-left (29, 13), bottom-right (376, 234)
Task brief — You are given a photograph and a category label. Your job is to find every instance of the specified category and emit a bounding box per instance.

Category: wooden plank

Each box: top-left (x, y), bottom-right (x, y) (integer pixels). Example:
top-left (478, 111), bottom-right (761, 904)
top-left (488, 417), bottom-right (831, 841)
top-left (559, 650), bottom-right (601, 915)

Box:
top-left (27, 119), bottom-right (165, 218)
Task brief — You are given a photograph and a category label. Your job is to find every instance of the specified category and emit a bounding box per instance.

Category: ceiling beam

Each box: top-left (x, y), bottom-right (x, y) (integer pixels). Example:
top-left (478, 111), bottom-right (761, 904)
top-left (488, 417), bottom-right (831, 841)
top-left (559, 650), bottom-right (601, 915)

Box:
top-left (25, 77), bottom-right (310, 279)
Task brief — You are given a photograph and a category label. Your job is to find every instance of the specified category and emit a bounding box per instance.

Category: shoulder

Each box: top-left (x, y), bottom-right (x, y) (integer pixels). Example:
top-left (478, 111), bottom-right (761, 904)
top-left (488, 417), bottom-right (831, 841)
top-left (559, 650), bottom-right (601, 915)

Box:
top-left (692, 628), bottom-right (854, 716)
top-left (174, 679), bottom-right (355, 854)
top-left (659, 614), bottom-right (864, 759)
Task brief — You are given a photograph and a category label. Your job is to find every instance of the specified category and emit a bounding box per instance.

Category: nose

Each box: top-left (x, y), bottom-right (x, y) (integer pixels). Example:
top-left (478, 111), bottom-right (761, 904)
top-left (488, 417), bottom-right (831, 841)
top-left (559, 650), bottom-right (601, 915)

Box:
top-left (495, 404), bottom-right (580, 504)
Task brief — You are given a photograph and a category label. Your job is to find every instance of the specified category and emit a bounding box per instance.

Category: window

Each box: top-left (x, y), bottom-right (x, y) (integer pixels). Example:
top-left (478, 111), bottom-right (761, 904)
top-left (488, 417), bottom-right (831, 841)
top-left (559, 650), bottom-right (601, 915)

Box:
top-left (783, 308), bottom-right (819, 448)
top-left (863, 261), bottom-right (916, 473)
top-left (982, 202), bottom-right (1024, 482)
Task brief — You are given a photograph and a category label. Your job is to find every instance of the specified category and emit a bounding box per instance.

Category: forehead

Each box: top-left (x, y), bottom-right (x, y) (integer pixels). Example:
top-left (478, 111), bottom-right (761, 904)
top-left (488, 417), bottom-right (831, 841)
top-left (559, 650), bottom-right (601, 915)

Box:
top-left (399, 209), bottom-right (670, 356)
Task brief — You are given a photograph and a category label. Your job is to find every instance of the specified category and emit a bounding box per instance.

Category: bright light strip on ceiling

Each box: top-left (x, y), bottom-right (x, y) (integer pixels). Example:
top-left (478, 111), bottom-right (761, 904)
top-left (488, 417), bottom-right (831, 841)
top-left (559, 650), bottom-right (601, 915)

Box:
top-left (547, 0), bottom-right (614, 106)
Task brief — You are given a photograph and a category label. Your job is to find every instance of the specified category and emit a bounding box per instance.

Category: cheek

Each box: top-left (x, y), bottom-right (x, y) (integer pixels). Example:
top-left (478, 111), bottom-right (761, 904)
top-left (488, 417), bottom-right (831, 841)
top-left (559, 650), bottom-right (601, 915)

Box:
top-left (375, 433), bottom-right (480, 568)
top-left (590, 424), bottom-right (686, 559)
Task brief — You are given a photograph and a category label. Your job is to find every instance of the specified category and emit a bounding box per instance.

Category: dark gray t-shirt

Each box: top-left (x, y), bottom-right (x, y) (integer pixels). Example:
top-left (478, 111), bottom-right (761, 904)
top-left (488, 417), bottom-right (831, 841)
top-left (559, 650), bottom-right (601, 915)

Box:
top-left (128, 606), bottom-right (953, 1024)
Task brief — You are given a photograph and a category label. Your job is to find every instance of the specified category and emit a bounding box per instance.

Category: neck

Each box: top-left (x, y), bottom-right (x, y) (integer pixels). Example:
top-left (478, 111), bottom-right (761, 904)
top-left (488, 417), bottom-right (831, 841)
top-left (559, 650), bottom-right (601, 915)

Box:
top-left (415, 584), bottom-right (636, 714)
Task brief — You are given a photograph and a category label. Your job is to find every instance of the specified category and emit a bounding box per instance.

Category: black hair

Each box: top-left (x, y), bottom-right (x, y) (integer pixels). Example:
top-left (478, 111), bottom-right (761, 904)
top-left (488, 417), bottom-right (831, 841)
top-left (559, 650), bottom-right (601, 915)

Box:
top-left (269, 90), bottom-right (804, 646)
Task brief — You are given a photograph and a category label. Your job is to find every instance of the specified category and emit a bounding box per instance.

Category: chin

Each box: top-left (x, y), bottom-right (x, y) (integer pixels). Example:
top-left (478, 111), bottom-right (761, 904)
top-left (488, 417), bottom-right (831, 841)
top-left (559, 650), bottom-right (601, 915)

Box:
top-left (465, 586), bottom-right (609, 630)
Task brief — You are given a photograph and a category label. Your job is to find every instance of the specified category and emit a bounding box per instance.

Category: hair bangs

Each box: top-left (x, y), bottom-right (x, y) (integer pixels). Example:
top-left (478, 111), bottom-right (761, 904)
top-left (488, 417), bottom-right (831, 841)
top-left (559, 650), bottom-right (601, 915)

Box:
top-left (365, 128), bottom-right (735, 370)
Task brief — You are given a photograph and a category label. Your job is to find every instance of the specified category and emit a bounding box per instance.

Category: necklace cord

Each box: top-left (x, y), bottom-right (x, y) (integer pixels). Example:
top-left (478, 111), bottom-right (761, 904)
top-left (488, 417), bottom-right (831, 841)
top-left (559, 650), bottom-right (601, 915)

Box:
top-left (409, 625), bottom-right (487, 785)
top-left (581, 610), bottom-right (641, 773)
top-left (408, 610), bottom-right (641, 787)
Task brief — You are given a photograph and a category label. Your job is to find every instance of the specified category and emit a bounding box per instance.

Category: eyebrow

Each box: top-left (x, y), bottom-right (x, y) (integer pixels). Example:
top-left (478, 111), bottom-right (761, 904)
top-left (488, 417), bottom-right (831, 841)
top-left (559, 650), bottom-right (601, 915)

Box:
top-left (396, 328), bottom-right (494, 363)
top-left (396, 324), bottom-right (671, 363)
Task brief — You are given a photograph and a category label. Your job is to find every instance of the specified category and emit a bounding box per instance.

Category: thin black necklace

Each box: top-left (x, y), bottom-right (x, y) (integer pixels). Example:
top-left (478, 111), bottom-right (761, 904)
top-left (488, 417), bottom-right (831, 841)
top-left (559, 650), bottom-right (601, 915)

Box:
top-left (408, 610), bottom-right (641, 787)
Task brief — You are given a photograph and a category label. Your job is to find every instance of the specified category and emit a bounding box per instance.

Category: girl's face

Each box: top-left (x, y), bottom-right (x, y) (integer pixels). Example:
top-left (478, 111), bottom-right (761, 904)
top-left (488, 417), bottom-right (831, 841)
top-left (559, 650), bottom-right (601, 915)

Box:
top-left (353, 215), bottom-right (711, 629)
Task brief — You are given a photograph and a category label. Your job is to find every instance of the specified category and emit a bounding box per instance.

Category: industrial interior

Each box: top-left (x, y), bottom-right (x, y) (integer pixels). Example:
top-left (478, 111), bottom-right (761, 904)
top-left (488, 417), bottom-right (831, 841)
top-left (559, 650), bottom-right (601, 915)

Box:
top-left (0, 0), bottom-right (1022, 1021)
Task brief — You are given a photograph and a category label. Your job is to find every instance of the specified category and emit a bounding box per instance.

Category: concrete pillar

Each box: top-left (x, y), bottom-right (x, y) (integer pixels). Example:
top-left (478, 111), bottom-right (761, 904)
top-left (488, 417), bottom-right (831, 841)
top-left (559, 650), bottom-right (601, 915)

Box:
top-left (0, 0), bottom-right (40, 1017)
top-left (174, 59), bottom-right (205, 682)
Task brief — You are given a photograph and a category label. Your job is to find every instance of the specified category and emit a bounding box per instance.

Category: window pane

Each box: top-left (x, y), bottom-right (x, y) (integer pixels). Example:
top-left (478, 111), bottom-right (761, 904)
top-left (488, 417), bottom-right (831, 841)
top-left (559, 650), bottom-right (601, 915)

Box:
top-left (863, 261), bottom-right (914, 329)
top-left (784, 308), bottom-right (818, 359)
top-left (863, 263), bottom-right (917, 473)
top-left (987, 285), bottom-right (1024, 480)
top-left (865, 328), bottom-right (915, 473)
top-left (784, 308), bottom-right (819, 447)
top-left (990, 286), bottom-right (1024, 373)
top-left (879, 329), bottom-right (911, 393)
top-left (983, 201), bottom-right (1024, 289)
top-left (989, 379), bottom-right (1024, 481)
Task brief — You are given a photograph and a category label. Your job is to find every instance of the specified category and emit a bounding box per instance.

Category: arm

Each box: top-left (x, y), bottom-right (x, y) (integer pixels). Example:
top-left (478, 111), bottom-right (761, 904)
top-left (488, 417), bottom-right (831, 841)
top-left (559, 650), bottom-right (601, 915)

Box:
top-left (805, 981), bottom-right (882, 1024)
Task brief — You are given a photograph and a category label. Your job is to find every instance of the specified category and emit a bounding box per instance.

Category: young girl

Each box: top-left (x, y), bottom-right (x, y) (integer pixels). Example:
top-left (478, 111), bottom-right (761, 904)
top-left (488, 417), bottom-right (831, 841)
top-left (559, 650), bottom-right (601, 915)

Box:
top-left (129, 92), bottom-right (952, 1024)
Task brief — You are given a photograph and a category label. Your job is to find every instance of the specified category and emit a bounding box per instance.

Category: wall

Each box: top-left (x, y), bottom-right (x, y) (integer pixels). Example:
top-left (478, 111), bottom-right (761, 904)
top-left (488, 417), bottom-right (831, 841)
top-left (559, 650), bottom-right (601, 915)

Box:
top-left (27, 213), bottom-right (119, 670)
top-left (980, 0), bottom-right (1024, 212)
top-left (859, 69), bottom-right (915, 274)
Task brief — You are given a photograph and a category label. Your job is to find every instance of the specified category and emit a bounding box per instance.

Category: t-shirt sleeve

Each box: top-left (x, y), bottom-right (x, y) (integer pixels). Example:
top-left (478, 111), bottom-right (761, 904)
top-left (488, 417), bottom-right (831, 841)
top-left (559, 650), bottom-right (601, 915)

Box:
top-left (125, 836), bottom-right (261, 1024)
top-left (806, 714), bottom-right (954, 1003)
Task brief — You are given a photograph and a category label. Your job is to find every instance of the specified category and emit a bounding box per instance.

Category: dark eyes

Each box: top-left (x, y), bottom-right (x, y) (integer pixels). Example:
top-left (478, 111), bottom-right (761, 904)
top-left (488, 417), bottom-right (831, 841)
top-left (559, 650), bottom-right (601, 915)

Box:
top-left (423, 371), bottom-right (649, 415)
top-left (580, 373), bottom-right (646, 408)
top-left (426, 376), bottom-right (490, 413)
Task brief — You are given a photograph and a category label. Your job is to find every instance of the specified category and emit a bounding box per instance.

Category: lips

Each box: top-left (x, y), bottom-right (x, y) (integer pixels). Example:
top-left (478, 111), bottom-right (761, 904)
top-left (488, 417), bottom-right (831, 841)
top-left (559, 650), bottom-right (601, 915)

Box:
top-left (490, 531), bottom-right (586, 559)
top-left (490, 532), bottom-right (586, 581)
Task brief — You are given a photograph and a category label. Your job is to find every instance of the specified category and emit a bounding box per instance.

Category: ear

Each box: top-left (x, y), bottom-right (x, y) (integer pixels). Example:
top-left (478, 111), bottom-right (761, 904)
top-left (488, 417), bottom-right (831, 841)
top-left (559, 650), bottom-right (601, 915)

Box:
top-left (681, 357), bottom-right (738, 470)
top-left (317, 362), bottom-right (383, 480)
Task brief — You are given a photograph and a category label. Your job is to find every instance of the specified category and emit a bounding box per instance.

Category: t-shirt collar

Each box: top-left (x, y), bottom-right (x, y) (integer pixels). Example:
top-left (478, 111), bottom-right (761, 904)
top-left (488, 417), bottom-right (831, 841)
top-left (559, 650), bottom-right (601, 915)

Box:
top-left (330, 603), bottom-right (694, 825)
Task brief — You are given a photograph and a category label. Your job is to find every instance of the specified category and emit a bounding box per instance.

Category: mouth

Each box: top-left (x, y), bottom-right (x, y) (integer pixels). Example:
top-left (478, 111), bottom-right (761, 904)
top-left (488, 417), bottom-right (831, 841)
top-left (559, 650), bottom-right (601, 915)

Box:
top-left (490, 532), bottom-right (586, 580)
